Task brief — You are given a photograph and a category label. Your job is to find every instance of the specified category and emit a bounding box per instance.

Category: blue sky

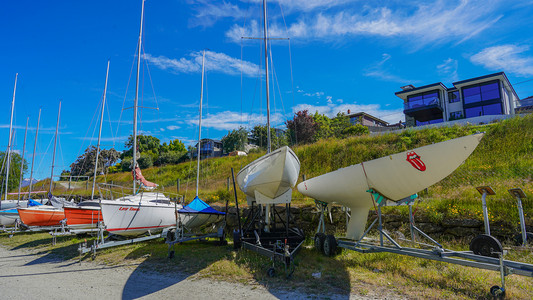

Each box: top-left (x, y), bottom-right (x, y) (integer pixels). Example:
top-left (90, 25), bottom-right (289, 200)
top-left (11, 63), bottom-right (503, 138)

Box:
top-left (2, 0), bottom-right (533, 181)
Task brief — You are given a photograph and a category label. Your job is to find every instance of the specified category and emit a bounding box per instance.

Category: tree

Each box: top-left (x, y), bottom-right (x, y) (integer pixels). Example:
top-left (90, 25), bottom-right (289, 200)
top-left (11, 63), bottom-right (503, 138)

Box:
top-left (286, 110), bottom-right (317, 145)
top-left (122, 134), bottom-right (161, 159)
top-left (330, 112), bottom-right (351, 138)
top-left (0, 151), bottom-right (28, 194)
top-left (70, 146), bottom-right (120, 177)
top-left (249, 125), bottom-right (288, 150)
top-left (221, 127), bottom-right (248, 153)
top-left (313, 112), bottom-right (334, 140)
top-left (342, 124), bottom-right (369, 136)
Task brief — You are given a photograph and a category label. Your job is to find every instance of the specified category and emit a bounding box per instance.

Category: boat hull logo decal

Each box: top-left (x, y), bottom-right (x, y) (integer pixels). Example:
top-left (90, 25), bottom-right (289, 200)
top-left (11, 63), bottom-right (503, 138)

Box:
top-left (406, 151), bottom-right (426, 171)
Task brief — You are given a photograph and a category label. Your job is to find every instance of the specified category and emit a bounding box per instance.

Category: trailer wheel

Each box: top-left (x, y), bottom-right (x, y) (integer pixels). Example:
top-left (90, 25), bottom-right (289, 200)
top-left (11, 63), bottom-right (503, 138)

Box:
top-left (514, 232), bottom-right (533, 246)
top-left (469, 234), bottom-right (503, 258)
top-left (267, 267), bottom-right (276, 277)
top-left (323, 234), bottom-right (337, 257)
top-left (233, 230), bottom-right (242, 250)
top-left (490, 285), bottom-right (505, 298)
top-left (314, 233), bottom-right (326, 253)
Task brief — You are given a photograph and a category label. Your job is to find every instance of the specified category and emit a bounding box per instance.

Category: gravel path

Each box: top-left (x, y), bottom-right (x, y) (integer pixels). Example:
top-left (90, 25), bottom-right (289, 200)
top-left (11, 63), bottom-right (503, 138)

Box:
top-left (0, 246), bottom-right (402, 299)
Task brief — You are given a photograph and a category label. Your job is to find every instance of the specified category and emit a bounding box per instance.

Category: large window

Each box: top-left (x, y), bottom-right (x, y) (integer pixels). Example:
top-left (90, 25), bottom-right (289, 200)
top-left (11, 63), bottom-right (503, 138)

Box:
top-left (449, 111), bottom-right (464, 120)
top-left (406, 90), bottom-right (440, 110)
top-left (465, 103), bottom-right (502, 118)
top-left (448, 90), bottom-right (460, 103)
top-left (462, 81), bottom-right (500, 105)
top-left (416, 118), bottom-right (443, 126)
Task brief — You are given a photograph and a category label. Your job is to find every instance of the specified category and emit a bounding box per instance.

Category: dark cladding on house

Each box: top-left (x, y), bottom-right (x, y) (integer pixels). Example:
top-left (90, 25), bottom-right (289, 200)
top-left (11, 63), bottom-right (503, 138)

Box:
top-left (192, 138), bottom-right (223, 159)
top-left (395, 72), bottom-right (521, 127)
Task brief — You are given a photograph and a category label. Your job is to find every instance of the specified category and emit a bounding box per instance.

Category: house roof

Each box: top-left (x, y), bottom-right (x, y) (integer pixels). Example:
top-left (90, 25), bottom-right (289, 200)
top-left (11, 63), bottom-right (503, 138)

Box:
top-left (395, 82), bottom-right (448, 100)
top-left (346, 112), bottom-right (389, 125)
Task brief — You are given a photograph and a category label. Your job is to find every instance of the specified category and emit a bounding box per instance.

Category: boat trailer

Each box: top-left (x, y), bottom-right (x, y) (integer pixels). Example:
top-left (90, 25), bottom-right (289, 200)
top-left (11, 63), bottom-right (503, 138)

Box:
top-left (78, 221), bottom-right (168, 260)
top-left (314, 189), bottom-right (533, 298)
top-left (230, 168), bottom-right (305, 278)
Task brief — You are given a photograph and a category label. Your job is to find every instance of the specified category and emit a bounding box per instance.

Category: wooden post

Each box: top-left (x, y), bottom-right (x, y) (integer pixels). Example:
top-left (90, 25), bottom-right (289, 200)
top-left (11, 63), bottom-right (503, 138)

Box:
top-left (86, 179), bottom-right (88, 190)
top-left (227, 177), bottom-right (230, 191)
top-left (68, 176), bottom-right (71, 190)
top-left (302, 174), bottom-right (306, 181)
top-left (176, 178), bottom-right (180, 193)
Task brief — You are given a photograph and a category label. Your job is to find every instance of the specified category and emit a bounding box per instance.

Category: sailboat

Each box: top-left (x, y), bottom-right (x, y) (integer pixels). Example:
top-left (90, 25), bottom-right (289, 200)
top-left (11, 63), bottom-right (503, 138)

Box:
top-left (297, 133), bottom-right (485, 240)
top-left (178, 51), bottom-right (225, 231)
top-left (63, 61), bottom-right (109, 230)
top-left (236, 0), bottom-right (300, 217)
top-left (18, 102), bottom-right (75, 227)
top-left (99, 0), bottom-right (180, 237)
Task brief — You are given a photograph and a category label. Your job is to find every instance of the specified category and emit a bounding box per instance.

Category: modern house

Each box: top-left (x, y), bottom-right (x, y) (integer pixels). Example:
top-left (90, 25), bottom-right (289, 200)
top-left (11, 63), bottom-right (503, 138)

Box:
top-left (516, 96), bottom-right (533, 113)
top-left (395, 72), bottom-right (520, 127)
top-left (192, 138), bottom-right (223, 159)
top-left (346, 110), bottom-right (389, 127)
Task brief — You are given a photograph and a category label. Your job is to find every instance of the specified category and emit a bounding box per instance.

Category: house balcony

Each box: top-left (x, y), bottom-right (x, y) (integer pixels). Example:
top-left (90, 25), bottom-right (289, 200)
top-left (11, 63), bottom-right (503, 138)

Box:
top-left (404, 98), bottom-right (444, 122)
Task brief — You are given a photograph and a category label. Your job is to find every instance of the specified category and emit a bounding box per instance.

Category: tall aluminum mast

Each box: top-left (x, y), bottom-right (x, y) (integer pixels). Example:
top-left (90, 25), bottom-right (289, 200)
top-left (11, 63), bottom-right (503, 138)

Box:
top-left (49, 101), bottom-right (61, 194)
top-left (196, 50), bottom-right (206, 197)
top-left (132, 0), bottom-right (145, 193)
top-left (4, 73), bottom-right (17, 202)
top-left (28, 108), bottom-right (41, 196)
top-left (17, 117), bottom-right (29, 203)
top-left (91, 60), bottom-right (110, 200)
top-left (262, 0), bottom-right (272, 154)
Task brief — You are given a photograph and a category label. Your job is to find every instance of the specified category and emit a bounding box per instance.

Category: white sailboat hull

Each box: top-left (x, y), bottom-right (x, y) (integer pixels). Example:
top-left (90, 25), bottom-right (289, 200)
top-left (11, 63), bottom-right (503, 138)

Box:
top-left (237, 146), bottom-right (300, 201)
top-left (180, 213), bottom-right (223, 230)
top-left (100, 193), bottom-right (180, 237)
top-left (297, 133), bottom-right (484, 239)
top-left (0, 210), bottom-right (18, 226)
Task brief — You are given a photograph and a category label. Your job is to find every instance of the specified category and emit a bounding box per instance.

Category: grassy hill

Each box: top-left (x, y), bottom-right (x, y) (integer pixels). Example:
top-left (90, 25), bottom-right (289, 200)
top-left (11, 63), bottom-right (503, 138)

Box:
top-left (30, 114), bottom-right (533, 227)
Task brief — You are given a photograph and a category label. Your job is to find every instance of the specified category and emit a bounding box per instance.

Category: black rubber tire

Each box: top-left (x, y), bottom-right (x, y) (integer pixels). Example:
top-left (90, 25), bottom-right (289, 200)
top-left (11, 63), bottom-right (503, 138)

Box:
top-left (232, 230), bottom-right (242, 250)
top-left (323, 234), bottom-right (337, 257)
top-left (168, 250), bottom-right (175, 259)
top-left (267, 267), bottom-right (276, 277)
top-left (490, 285), bottom-right (505, 298)
top-left (314, 233), bottom-right (326, 253)
top-left (469, 234), bottom-right (503, 258)
top-left (514, 232), bottom-right (533, 246)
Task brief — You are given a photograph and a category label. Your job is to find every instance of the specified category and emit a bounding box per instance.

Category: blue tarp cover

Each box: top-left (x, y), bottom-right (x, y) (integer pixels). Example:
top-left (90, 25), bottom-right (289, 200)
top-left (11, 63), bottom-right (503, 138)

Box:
top-left (178, 196), bottom-right (225, 215)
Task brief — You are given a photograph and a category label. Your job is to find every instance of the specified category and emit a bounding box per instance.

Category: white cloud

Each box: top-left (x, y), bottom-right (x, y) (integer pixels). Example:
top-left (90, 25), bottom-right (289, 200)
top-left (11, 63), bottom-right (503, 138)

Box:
top-left (186, 111), bottom-right (286, 131)
top-left (143, 51), bottom-right (262, 77)
top-left (166, 125), bottom-right (180, 131)
top-left (437, 58), bottom-right (459, 82)
top-left (303, 91), bottom-right (324, 98)
top-left (470, 44), bottom-right (533, 76)
top-left (364, 54), bottom-right (414, 83)
top-left (226, 1), bottom-right (503, 47)
top-left (292, 102), bottom-right (404, 123)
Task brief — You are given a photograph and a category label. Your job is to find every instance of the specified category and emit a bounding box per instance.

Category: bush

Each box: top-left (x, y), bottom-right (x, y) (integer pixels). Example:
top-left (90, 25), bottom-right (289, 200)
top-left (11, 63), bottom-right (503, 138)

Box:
top-left (138, 153), bottom-right (153, 169)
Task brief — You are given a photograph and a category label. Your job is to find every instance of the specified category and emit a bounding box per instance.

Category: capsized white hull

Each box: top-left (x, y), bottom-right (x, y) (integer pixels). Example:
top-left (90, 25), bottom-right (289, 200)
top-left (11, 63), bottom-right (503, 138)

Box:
top-left (180, 213), bottom-right (223, 230)
top-left (237, 146), bottom-right (300, 201)
top-left (100, 193), bottom-right (181, 237)
top-left (0, 209), bottom-right (19, 226)
top-left (298, 133), bottom-right (484, 239)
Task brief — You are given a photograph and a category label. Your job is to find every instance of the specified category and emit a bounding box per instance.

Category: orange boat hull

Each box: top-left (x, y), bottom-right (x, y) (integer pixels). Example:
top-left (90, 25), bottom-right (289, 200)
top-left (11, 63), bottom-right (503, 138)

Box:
top-left (64, 207), bottom-right (102, 229)
top-left (18, 207), bottom-right (65, 226)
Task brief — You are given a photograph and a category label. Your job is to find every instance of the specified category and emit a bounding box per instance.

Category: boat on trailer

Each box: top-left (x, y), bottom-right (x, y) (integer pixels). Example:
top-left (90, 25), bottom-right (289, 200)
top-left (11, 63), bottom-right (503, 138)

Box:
top-left (298, 132), bottom-right (484, 240)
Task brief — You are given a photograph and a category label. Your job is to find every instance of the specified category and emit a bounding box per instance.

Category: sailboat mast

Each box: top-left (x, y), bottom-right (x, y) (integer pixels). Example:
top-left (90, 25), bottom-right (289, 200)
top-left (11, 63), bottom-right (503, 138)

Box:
top-left (28, 108), bottom-right (41, 196)
top-left (196, 50), bottom-right (206, 197)
top-left (91, 60), bottom-right (110, 200)
top-left (49, 101), bottom-right (61, 194)
top-left (17, 117), bottom-right (29, 203)
top-left (4, 73), bottom-right (17, 201)
top-left (132, 0), bottom-right (145, 192)
top-left (262, 0), bottom-right (271, 154)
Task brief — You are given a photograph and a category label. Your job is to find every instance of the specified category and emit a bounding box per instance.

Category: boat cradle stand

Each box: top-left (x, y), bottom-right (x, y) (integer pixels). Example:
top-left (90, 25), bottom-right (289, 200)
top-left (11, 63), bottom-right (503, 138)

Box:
top-left (78, 221), bottom-right (168, 261)
top-left (314, 189), bottom-right (533, 298)
top-left (165, 220), bottom-right (227, 259)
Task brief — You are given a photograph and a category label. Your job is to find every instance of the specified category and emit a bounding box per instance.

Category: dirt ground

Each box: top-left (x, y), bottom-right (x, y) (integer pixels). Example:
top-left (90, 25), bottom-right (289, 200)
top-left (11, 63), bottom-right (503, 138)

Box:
top-left (0, 245), bottom-right (405, 300)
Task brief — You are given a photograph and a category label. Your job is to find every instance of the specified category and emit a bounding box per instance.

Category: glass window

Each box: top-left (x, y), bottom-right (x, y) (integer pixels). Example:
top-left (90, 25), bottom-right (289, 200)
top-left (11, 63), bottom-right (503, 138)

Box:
top-left (483, 103), bottom-right (502, 115)
top-left (449, 111), bottom-right (463, 120)
top-left (481, 82), bottom-right (500, 101)
top-left (407, 90), bottom-right (441, 109)
top-left (448, 91), bottom-right (459, 103)
top-left (463, 86), bottom-right (481, 104)
top-left (465, 106), bottom-right (483, 118)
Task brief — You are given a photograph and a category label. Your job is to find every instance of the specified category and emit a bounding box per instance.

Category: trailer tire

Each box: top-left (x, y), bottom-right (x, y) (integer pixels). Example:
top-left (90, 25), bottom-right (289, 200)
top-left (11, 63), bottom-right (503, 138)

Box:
top-left (469, 234), bottom-right (503, 258)
top-left (233, 230), bottom-right (242, 250)
top-left (490, 285), bottom-right (505, 298)
top-left (267, 267), bottom-right (276, 277)
top-left (314, 233), bottom-right (326, 253)
top-left (323, 234), bottom-right (337, 257)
